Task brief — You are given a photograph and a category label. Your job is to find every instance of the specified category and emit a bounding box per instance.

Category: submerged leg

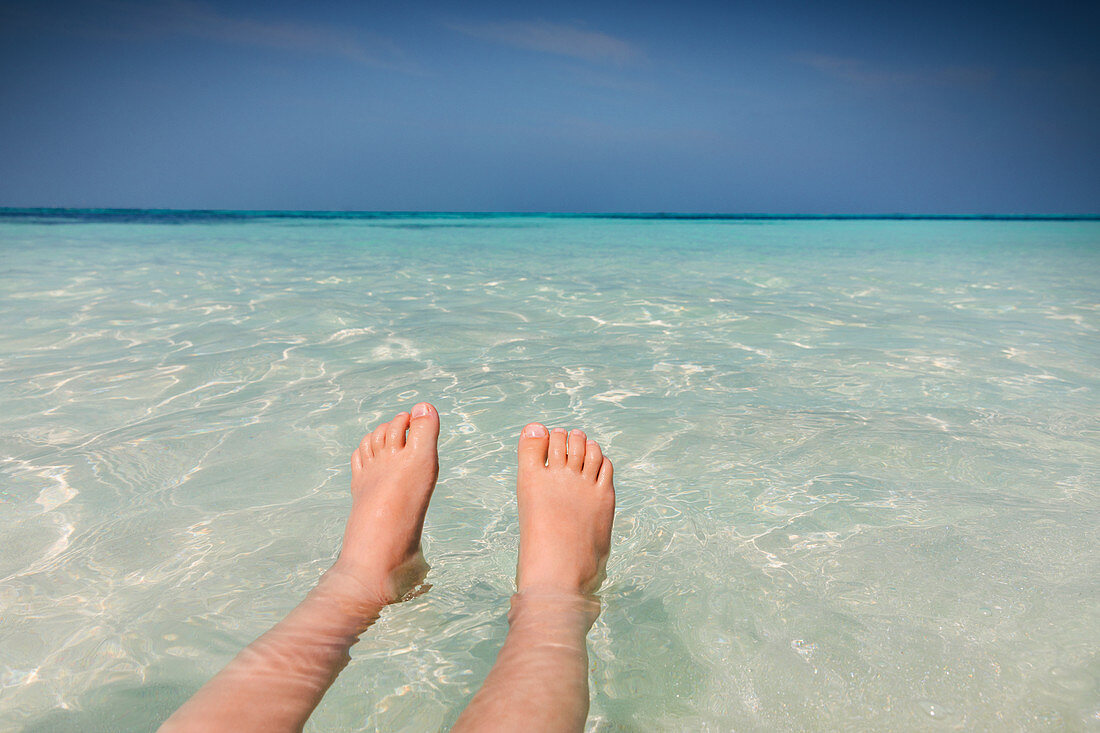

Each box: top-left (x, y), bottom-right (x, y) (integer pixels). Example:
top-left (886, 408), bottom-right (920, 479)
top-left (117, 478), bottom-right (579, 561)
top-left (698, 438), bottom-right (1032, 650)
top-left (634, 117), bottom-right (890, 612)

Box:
top-left (453, 423), bottom-right (616, 733)
top-left (160, 403), bottom-right (441, 733)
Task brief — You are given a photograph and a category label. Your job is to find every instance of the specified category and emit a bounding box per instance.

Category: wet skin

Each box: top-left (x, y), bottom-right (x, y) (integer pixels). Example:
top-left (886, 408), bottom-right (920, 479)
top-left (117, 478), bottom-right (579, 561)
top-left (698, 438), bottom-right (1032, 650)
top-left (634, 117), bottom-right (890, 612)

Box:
top-left (161, 407), bottom-right (614, 733)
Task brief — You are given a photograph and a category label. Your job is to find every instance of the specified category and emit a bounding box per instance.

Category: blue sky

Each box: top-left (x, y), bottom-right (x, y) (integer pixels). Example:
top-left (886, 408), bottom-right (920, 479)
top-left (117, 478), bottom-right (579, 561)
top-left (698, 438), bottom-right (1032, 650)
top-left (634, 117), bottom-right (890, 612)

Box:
top-left (1, 0), bottom-right (1097, 213)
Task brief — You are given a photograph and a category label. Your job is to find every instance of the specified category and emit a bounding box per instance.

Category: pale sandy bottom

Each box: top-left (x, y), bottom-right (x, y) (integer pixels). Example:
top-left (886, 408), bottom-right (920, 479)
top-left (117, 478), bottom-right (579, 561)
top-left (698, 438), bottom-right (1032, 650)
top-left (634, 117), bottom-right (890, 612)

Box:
top-left (1, 215), bottom-right (1098, 730)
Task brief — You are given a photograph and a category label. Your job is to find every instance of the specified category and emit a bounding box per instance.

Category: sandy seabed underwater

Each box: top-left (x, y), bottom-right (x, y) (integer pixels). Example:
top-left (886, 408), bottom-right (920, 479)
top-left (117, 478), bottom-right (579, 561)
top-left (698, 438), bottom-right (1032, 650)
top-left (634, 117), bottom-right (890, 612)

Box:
top-left (1, 213), bottom-right (1098, 731)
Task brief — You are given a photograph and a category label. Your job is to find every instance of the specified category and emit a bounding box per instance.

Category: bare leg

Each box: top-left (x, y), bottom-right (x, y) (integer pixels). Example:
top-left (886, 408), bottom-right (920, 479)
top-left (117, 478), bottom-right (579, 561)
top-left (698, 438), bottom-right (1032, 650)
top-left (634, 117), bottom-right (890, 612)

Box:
top-left (453, 423), bottom-right (615, 733)
top-left (160, 403), bottom-right (441, 733)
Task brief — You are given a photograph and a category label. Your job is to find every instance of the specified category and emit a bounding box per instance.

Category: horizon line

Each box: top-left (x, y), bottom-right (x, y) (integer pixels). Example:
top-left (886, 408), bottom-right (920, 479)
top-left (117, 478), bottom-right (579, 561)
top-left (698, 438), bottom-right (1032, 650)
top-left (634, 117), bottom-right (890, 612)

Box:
top-left (1, 207), bottom-right (1099, 222)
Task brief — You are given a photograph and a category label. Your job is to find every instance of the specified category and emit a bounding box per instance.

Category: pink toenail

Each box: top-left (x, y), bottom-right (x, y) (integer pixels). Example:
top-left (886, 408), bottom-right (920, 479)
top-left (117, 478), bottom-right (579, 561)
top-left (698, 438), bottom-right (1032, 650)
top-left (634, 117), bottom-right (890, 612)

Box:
top-left (411, 403), bottom-right (430, 418)
top-left (523, 423), bottom-right (548, 438)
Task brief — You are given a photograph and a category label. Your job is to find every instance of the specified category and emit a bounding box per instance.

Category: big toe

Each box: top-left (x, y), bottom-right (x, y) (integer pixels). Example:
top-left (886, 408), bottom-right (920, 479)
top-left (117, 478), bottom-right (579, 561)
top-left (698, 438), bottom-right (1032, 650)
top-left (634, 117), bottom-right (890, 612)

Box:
top-left (518, 422), bottom-right (550, 468)
top-left (407, 402), bottom-right (440, 451)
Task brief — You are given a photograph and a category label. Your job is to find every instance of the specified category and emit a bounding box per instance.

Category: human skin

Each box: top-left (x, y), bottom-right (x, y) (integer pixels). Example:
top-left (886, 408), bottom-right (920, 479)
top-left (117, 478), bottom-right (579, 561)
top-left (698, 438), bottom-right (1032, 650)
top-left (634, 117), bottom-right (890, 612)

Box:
top-left (160, 410), bottom-right (615, 733)
top-left (160, 403), bottom-right (440, 732)
top-left (452, 424), bottom-right (615, 733)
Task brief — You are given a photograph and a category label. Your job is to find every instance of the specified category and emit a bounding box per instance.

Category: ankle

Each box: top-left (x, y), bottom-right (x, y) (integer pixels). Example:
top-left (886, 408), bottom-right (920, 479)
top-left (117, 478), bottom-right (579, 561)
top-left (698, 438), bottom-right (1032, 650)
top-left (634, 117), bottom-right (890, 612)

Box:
top-left (327, 551), bottom-right (429, 605)
top-left (508, 590), bottom-right (602, 631)
top-left (299, 567), bottom-right (386, 615)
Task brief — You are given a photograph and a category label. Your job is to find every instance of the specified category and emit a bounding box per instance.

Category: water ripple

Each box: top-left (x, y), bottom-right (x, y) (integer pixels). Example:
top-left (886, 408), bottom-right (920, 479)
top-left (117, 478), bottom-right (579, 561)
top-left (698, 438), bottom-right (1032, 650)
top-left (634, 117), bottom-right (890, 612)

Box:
top-left (1, 217), bottom-right (1098, 730)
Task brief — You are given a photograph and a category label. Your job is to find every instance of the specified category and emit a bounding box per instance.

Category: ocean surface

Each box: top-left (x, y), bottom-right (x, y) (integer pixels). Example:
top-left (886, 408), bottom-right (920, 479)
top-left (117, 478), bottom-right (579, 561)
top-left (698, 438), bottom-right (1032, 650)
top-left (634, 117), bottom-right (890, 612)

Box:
top-left (1, 211), bottom-right (1098, 731)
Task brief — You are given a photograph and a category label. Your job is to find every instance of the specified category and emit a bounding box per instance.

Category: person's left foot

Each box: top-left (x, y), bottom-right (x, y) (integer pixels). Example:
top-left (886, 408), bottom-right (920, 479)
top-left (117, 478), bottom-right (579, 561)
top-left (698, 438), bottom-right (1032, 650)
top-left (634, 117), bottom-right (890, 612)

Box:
top-left (515, 424), bottom-right (615, 597)
top-left (332, 402), bottom-right (440, 604)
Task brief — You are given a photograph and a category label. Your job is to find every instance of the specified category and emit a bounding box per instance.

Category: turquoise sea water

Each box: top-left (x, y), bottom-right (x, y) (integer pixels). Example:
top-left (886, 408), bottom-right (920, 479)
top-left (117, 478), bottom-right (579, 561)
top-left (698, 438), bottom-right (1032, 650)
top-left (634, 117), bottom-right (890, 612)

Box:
top-left (1, 212), bottom-right (1098, 730)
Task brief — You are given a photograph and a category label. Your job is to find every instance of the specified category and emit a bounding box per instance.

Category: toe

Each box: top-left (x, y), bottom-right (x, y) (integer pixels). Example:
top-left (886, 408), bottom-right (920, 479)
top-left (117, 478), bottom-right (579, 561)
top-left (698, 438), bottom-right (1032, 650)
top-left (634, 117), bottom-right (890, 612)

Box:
top-left (359, 433), bottom-right (374, 460)
top-left (351, 447), bottom-right (363, 472)
top-left (387, 412), bottom-right (411, 449)
top-left (370, 422), bottom-right (388, 453)
top-left (407, 402), bottom-right (440, 450)
top-left (566, 429), bottom-right (587, 471)
top-left (582, 439), bottom-right (603, 479)
top-left (548, 428), bottom-right (567, 467)
top-left (597, 456), bottom-right (614, 491)
top-left (518, 422), bottom-right (549, 468)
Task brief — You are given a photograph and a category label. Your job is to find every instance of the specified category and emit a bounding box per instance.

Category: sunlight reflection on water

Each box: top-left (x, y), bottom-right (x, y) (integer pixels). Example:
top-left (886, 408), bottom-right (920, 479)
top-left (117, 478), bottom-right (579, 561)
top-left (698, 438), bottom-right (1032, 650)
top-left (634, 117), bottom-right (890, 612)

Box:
top-left (1, 216), bottom-right (1098, 730)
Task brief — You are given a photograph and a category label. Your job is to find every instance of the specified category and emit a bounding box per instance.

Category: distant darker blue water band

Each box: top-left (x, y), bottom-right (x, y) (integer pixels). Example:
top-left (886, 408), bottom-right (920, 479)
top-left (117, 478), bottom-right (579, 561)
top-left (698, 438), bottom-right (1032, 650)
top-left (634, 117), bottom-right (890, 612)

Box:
top-left (0, 208), bottom-right (1097, 225)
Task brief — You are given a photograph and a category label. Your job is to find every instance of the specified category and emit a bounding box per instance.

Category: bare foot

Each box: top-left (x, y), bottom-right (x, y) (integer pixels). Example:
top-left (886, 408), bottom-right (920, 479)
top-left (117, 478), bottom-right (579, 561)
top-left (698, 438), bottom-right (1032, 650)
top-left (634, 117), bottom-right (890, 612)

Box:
top-left (332, 402), bottom-right (440, 604)
top-left (516, 424), bottom-right (615, 596)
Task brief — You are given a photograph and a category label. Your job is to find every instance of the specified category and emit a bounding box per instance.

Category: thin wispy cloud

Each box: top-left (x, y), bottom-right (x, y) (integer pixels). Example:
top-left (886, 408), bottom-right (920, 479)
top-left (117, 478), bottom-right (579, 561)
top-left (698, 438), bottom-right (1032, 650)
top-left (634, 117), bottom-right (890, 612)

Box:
top-left (449, 19), bottom-right (640, 66)
top-left (46, 0), bottom-right (413, 72)
top-left (799, 54), bottom-right (995, 89)
top-left (165, 1), bottom-right (403, 68)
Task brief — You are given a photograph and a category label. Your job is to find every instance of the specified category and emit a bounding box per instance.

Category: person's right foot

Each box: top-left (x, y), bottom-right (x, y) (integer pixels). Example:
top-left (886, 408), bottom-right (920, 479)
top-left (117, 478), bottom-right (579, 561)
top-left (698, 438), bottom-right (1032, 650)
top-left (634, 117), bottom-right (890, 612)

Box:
top-left (334, 402), bottom-right (440, 605)
top-left (515, 424), bottom-right (615, 595)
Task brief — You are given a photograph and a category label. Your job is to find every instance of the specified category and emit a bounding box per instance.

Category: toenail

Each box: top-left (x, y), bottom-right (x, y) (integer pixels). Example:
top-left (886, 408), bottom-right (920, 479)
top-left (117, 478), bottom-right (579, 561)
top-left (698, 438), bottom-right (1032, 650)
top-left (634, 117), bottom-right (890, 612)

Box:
top-left (523, 423), bottom-right (548, 438)
top-left (552, 427), bottom-right (566, 434)
top-left (411, 403), bottom-right (430, 418)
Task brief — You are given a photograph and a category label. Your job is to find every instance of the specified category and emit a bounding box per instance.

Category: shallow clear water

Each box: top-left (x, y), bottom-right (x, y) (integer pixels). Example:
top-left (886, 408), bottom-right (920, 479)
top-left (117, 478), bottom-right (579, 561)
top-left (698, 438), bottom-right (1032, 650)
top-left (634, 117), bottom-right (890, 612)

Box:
top-left (1, 214), bottom-right (1098, 731)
